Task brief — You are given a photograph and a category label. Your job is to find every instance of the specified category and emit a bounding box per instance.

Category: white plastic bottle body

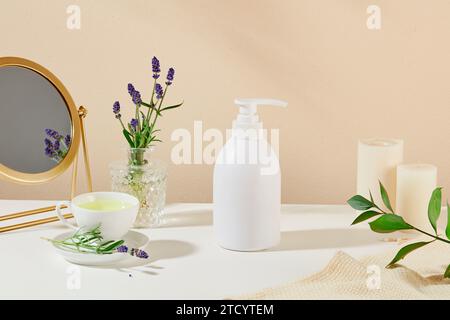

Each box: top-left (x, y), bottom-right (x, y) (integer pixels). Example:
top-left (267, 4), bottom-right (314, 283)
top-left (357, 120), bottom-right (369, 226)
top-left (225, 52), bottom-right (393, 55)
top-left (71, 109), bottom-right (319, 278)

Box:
top-left (213, 135), bottom-right (281, 251)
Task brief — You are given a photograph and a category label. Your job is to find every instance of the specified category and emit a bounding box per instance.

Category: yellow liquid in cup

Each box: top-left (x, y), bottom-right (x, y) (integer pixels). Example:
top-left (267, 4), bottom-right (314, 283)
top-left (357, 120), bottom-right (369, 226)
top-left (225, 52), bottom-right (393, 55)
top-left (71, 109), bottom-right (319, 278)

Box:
top-left (77, 199), bottom-right (132, 211)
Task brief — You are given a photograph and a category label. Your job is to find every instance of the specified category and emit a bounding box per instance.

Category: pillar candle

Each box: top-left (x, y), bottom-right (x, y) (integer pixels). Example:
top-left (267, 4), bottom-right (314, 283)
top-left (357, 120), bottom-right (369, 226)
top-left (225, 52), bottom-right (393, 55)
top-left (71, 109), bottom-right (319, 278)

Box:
top-left (396, 164), bottom-right (437, 234)
top-left (357, 139), bottom-right (403, 211)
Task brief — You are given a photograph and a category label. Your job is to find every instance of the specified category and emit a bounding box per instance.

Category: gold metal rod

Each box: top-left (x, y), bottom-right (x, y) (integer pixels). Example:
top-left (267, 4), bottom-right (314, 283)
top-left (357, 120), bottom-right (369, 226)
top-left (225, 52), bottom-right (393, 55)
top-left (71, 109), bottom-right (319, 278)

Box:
top-left (0, 213), bottom-right (73, 233)
top-left (71, 147), bottom-right (79, 199)
top-left (0, 205), bottom-right (67, 222)
top-left (79, 106), bottom-right (93, 193)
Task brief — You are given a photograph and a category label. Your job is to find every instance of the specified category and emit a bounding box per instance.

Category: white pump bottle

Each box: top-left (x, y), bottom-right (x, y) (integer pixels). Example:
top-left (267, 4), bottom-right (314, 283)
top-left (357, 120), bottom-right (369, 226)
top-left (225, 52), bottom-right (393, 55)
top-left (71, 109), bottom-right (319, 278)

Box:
top-left (213, 98), bottom-right (287, 251)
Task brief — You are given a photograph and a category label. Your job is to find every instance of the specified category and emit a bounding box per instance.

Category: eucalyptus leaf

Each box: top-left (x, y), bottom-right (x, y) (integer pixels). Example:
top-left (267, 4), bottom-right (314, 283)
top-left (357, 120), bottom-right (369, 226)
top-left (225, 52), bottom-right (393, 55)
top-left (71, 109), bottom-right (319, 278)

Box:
top-left (369, 214), bottom-right (412, 233)
top-left (379, 181), bottom-right (393, 213)
top-left (347, 195), bottom-right (374, 210)
top-left (387, 241), bottom-right (432, 268)
top-left (428, 187), bottom-right (442, 234)
top-left (351, 210), bottom-right (382, 225)
top-left (445, 264), bottom-right (450, 279)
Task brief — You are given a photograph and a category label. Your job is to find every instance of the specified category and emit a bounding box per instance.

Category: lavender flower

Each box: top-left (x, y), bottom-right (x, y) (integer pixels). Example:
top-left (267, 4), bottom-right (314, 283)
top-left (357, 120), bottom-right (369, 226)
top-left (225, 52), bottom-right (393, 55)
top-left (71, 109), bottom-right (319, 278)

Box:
top-left (130, 118), bottom-right (138, 130)
top-left (45, 128), bottom-right (61, 140)
top-left (44, 129), bottom-right (71, 162)
top-left (152, 56), bottom-right (161, 79)
top-left (131, 247), bottom-right (149, 259)
top-left (166, 67), bottom-right (175, 85)
top-left (44, 138), bottom-right (52, 148)
top-left (45, 147), bottom-right (55, 157)
top-left (65, 135), bottom-right (71, 147)
top-left (116, 245), bottom-right (128, 253)
top-left (132, 90), bottom-right (142, 105)
top-left (54, 139), bottom-right (60, 152)
top-left (115, 245), bottom-right (149, 259)
top-left (113, 101), bottom-right (121, 114)
top-left (155, 83), bottom-right (164, 99)
top-left (127, 83), bottom-right (135, 96)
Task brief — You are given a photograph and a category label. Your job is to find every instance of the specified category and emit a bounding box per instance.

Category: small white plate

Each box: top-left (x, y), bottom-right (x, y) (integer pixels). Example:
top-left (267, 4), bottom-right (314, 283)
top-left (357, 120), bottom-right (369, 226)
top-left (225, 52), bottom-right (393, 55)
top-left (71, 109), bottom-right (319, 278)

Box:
top-left (51, 230), bottom-right (149, 266)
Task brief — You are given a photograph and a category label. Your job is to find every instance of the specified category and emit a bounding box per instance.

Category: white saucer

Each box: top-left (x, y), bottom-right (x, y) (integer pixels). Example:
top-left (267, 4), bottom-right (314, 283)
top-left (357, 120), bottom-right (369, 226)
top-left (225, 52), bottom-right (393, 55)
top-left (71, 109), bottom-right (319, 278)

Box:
top-left (51, 230), bottom-right (149, 266)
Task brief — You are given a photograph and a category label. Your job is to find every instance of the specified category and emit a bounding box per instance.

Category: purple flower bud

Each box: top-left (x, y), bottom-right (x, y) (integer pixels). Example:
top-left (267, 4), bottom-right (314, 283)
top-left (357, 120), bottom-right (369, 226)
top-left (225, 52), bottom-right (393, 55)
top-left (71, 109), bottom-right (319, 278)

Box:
top-left (127, 83), bottom-right (135, 96)
top-left (166, 67), bottom-right (175, 85)
top-left (155, 83), bottom-right (164, 99)
top-left (65, 135), bottom-right (71, 147)
top-left (45, 128), bottom-right (61, 140)
top-left (113, 101), bottom-right (121, 114)
top-left (44, 138), bottom-right (52, 148)
top-left (130, 118), bottom-right (138, 130)
top-left (115, 114), bottom-right (122, 119)
top-left (130, 247), bottom-right (149, 259)
top-left (132, 90), bottom-right (142, 105)
top-left (136, 250), bottom-right (149, 259)
top-left (45, 147), bottom-right (55, 157)
top-left (152, 56), bottom-right (161, 79)
top-left (116, 245), bottom-right (128, 253)
top-left (54, 140), bottom-right (60, 151)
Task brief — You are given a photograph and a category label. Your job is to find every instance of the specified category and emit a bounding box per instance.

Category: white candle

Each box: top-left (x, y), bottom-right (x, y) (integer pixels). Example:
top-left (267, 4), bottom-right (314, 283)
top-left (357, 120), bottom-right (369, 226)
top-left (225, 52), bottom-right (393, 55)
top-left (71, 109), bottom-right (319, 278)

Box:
top-left (357, 139), bottom-right (403, 211)
top-left (396, 164), bottom-right (437, 234)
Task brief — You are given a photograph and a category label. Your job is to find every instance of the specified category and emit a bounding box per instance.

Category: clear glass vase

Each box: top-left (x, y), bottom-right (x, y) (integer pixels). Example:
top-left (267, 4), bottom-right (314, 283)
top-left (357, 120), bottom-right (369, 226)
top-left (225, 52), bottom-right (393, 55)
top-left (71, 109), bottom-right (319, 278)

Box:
top-left (110, 148), bottom-right (167, 228)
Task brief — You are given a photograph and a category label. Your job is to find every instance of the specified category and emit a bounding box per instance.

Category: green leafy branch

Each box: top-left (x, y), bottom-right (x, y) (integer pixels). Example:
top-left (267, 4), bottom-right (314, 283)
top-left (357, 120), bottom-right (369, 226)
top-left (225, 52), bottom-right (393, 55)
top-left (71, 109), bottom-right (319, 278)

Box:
top-left (42, 225), bottom-right (124, 254)
top-left (42, 225), bottom-right (149, 259)
top-left (347, 182), bottom-right (450, 279)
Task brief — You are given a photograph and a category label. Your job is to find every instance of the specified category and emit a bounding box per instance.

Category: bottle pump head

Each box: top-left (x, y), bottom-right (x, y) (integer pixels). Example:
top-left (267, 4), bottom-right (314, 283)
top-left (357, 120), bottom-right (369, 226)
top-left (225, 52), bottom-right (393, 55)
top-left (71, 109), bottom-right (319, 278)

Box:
top-left (233, 98), bottom-right (287, 130)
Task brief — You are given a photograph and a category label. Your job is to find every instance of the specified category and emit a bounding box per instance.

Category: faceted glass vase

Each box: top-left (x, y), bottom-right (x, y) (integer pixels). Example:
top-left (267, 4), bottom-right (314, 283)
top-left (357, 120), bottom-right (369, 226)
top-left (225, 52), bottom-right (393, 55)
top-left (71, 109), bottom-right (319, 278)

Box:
top-left (110, 148), bottom-right (167, 228)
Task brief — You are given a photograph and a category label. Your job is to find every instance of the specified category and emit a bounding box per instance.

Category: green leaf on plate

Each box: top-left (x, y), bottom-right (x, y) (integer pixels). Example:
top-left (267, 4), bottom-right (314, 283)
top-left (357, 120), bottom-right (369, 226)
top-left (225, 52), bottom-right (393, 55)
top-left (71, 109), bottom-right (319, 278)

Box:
top-left (428, 187), bottom-right (442, 234)
top-left (386, 241), bottom-right (432, 268)
top-left (347, 195), bottom-right (374, 211)
top-left (99, 240), bottom-right (125, 253)
top-left (351, 210), bottom-right (382, 225)
top-left (379, 181), bottom-right (393, 213)
top-left (369, 214), bottom-right (412, 233)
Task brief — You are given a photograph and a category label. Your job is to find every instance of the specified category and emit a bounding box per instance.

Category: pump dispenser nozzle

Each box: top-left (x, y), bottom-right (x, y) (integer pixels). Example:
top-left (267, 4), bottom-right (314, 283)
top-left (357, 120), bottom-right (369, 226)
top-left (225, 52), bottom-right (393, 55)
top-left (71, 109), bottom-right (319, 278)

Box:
top-left (233, 98), bottom-right (287, 130)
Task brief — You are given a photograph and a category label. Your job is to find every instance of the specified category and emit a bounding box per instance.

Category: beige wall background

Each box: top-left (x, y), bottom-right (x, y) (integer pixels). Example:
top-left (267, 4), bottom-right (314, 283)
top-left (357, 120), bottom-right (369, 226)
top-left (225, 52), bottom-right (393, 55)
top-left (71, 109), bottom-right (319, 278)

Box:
top-left (0, 0), bottom-right (449, 204)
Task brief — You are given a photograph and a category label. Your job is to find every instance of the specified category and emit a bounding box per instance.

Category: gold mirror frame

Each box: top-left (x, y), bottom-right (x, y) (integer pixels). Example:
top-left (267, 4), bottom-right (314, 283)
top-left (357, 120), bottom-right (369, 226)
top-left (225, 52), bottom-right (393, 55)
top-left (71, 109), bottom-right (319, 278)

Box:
top-left (0, 57), bottom-right (92, 233)
top-left (0, 57), bottom-right (80, 184)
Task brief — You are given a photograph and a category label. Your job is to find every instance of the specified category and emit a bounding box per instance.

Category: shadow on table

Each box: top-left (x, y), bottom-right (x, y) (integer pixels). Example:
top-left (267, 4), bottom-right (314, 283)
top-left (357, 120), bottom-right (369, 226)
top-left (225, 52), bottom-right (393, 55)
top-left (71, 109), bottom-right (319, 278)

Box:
top-left (110, 240), bottom-right (197, 275)
top-left (272, 228), bottom-right (384, 251)
top-left (161, 210), bottom-right (213, 228)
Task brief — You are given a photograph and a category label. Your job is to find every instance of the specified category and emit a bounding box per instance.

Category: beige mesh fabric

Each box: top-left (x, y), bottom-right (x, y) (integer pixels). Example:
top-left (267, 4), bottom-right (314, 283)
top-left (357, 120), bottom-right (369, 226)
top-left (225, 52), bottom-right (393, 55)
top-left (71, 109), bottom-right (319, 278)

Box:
top-left (234, 240), bottom-right (450, 300)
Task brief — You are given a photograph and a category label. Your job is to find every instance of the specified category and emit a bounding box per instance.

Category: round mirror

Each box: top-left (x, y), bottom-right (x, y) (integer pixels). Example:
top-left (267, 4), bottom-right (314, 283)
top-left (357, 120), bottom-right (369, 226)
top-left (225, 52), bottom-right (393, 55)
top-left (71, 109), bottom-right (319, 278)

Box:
top-left (0, 57), bottom-right (80, 184)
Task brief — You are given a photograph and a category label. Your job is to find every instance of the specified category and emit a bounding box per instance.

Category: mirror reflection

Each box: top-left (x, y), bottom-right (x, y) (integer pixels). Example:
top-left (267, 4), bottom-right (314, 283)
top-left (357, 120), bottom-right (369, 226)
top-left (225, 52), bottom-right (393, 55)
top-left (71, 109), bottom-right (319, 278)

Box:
top-left (0, 66), bottom-right (72, 174)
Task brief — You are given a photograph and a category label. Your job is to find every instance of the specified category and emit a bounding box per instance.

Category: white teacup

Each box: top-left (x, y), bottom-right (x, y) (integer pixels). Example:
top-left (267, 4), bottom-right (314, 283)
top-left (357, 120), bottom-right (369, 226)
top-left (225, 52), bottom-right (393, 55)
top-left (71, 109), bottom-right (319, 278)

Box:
top-left (56, 192), bottom-right (139, 241)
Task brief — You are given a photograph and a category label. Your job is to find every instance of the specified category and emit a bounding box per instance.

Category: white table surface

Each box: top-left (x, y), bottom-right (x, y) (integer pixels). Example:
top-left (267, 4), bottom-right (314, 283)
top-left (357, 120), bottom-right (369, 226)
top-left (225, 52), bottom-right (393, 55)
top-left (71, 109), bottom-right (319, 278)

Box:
top-left (0, 201), bottom-right (399, 299)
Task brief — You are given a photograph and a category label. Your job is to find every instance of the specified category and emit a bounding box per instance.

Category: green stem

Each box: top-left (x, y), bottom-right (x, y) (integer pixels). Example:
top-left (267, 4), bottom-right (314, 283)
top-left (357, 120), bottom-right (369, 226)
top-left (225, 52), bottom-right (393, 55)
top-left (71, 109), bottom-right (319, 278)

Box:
top-left (118, 117), bottom-right (127, 131)
top-left (146, 78), bottom-right (157, 122)
top-left (411, 226), bottom-right (450, 244)
top-left (151, 85), bottom-right (168, 129)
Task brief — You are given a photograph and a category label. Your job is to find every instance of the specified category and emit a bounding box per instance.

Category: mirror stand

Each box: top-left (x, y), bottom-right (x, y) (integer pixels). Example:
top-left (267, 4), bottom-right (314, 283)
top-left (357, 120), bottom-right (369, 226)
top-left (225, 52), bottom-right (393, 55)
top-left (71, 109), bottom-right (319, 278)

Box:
top-left (71, 106), bottom-right (93, 199)
top-left (0, 106), bottom-right (92, 233)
